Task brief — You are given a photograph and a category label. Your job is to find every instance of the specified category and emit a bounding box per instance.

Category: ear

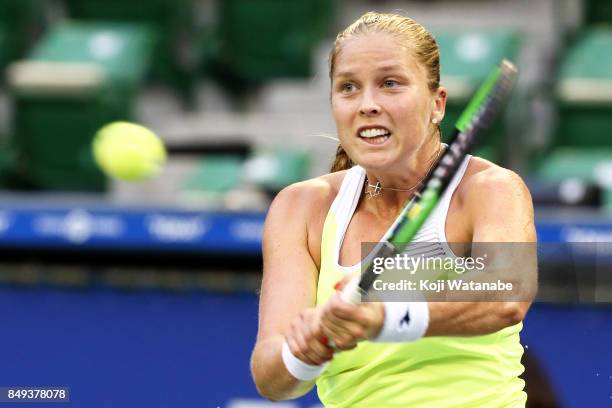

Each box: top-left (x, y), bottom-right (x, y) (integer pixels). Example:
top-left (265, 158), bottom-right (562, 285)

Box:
top-left (431, 86), bottom-right (447, 124)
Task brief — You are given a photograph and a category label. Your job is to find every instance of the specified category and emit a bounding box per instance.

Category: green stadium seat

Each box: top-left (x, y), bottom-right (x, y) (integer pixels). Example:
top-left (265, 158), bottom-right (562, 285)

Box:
top-left (555, 28), bottom-right (612, 147)
top-left (183, 155), bottom-right (244, 194)
top-left (64, 0), bottom-right (196, 103)
top-left (184, 149), bottom-right (310, 194)
top-left (6, 21), bottom-right (154, 191)
top-left (181, 155), bottom-right (247, 209)
top-left (243, 149), bottom-right (310, 192)
top-left (534, 148), bottom-right (612, 208)
top-left (180, 149), bottom-right (310, 209)
top-left (434, 28), bottom-right (521, 163)
top-left (211, 0), bottom-right (334, 90)
top-left (530, 28), bottom-right (612, 193)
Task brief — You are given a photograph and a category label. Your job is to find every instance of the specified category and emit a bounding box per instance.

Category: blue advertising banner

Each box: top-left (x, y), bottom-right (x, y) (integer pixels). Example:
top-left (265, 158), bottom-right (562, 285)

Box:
top-left (2, 203), bottom-right (612, 253)
top-left (0, 205), bottom-right (265, 254)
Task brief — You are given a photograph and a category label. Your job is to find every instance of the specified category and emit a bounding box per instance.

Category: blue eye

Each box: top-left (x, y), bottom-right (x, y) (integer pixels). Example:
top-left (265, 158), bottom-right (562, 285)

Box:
top-left (383, 79), bottom-right (399, 88)
top-left (341, 82), bottom-right (355, 92)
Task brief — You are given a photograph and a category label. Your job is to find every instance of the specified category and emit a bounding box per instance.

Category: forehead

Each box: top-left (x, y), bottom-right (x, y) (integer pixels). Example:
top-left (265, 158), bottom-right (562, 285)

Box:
top-left (333, 32), bottom-right (423, 77)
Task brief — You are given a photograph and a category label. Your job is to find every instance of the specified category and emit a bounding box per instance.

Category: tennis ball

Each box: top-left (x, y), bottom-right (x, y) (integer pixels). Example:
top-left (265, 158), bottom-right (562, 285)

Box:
top-left (92, 122), bottom-right (166, 181)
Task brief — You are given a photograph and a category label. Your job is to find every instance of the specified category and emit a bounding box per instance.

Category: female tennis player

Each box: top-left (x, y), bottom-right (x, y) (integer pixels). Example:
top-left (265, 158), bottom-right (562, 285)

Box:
top-left (251, 11), bottom-right (536, 407)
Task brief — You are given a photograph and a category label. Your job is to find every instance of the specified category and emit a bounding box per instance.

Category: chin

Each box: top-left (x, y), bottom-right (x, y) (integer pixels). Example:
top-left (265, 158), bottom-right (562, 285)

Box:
top-left (355, 154), bottom-right (396, 171)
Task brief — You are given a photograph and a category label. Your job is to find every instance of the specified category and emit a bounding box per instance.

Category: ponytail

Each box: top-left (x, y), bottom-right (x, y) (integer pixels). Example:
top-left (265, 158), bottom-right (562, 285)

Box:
top-left (330, 144), bottom-right (354, 172)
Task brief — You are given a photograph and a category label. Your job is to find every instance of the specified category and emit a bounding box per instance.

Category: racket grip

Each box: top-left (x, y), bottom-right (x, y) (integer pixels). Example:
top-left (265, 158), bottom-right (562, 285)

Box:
top-left (339, 275), bottom-right (362, 305)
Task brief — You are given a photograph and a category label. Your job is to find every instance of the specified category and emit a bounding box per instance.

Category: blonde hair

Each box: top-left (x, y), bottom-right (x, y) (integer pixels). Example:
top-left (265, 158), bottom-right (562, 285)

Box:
top-left (329, 12), bottom-right (441, 172)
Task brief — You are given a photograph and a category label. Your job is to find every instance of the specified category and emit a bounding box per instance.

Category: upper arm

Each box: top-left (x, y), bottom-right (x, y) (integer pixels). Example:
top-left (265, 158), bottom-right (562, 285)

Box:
top-left (257, 183), bottom-right (323, 342)
top-left (463, 168), bottom-right (538, 307)
top-left (465, 168), bottom-right (536, 243)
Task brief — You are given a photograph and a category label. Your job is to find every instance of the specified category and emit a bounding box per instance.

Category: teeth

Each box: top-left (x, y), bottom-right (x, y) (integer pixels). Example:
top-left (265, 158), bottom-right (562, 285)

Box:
top-left (364, 135), bottom-right (390, 144)
top-left (359, 128), bottom-right (390, 138)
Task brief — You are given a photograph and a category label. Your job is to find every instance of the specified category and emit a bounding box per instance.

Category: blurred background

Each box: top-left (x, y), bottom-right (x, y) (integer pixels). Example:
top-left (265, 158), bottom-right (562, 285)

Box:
top-left (0, 0), bottom-right (611, 406)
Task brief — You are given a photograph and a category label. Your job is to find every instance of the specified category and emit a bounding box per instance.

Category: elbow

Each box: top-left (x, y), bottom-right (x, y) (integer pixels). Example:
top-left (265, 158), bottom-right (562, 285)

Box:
top-left (254, 381), bottom-right (281, 402)
top-left (253, 376), bottom-right (293, 402)
top-left (251, 359), bottom-right (275, 401)
top-left (252, 363), bottom-right (310, 402)
top-left (251, 355), bottom-right (286, 402)
top-left (250, 340), bottom-right (313, 401)
top-left (252, 370), bottom-right (281, 402)
top-left (500, 302), bottom-right (528, 327)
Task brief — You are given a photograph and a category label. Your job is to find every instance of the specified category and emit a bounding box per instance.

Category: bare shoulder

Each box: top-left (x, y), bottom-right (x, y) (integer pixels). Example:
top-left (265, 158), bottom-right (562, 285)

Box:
top-left (458, 156), bottom-right (532, 203)
top-left (265, 170), bottom-right (348, 248)
top-left (267, 171), bottom-right (346, 220)
top-left (264, 170), bottom-right (348, 268)
top-left (456, 156), bottom-right (535, 242)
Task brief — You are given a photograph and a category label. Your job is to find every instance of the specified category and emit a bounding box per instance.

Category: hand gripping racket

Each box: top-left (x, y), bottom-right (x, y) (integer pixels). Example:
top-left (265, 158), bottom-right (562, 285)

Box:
top-left (340, 59), bottom-right (519, 304)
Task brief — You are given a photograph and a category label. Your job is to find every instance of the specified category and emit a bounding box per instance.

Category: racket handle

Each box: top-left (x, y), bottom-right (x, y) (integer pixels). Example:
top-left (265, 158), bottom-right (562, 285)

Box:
top-left (339, 275), bottom-right (362, 305)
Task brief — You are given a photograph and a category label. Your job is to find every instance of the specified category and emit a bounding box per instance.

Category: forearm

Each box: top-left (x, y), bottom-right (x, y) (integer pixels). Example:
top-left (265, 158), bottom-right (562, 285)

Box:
top-left (425, 301), bottom-right (530, 336)
top-left (251, 337), bottom-right (316, 401)
top-left (421, 246), bottom-right (536, 336)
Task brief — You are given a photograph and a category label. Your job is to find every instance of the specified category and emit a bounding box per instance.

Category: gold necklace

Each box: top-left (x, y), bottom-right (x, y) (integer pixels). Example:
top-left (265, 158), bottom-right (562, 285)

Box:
top-left (364, 144), bottom-right (445, 199)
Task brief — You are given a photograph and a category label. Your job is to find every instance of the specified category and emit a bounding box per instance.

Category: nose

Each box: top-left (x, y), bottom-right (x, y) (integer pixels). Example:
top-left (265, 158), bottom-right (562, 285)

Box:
top-left (359, 89), bottom-right (381, 117)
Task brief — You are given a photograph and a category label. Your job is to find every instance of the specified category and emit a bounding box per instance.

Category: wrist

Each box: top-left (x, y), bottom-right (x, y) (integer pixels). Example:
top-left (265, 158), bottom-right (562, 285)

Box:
top-left (368, 302), bottom-right (386, 339)
top-left (371, 300), bottom-right (429, 343)
top-left (281, 340), bottom-right (329, 381)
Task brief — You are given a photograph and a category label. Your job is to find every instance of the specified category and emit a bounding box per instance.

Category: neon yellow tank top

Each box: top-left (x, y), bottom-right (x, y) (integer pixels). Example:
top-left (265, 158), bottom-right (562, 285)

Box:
top-left (315, 162), bottom-right (526, 407)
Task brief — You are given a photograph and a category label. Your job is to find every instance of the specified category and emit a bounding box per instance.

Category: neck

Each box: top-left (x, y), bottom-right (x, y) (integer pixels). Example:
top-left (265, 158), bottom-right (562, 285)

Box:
top-left (363, 139), bottom-right (443, 212)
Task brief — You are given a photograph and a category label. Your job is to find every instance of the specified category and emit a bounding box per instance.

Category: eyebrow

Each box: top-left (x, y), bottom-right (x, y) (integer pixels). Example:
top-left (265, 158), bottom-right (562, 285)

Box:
top-left (333, 65), bottom-right (407, 79)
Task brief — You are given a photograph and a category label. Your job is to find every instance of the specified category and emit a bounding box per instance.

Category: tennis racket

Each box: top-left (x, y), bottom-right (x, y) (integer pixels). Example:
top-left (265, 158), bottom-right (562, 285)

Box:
top-left (340, 59), bottom-right (519, 304)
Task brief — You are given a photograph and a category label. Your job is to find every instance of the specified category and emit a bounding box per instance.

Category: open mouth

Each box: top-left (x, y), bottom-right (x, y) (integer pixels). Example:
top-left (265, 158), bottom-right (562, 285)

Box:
top-left (358, 127), bottom-right (391, 145)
